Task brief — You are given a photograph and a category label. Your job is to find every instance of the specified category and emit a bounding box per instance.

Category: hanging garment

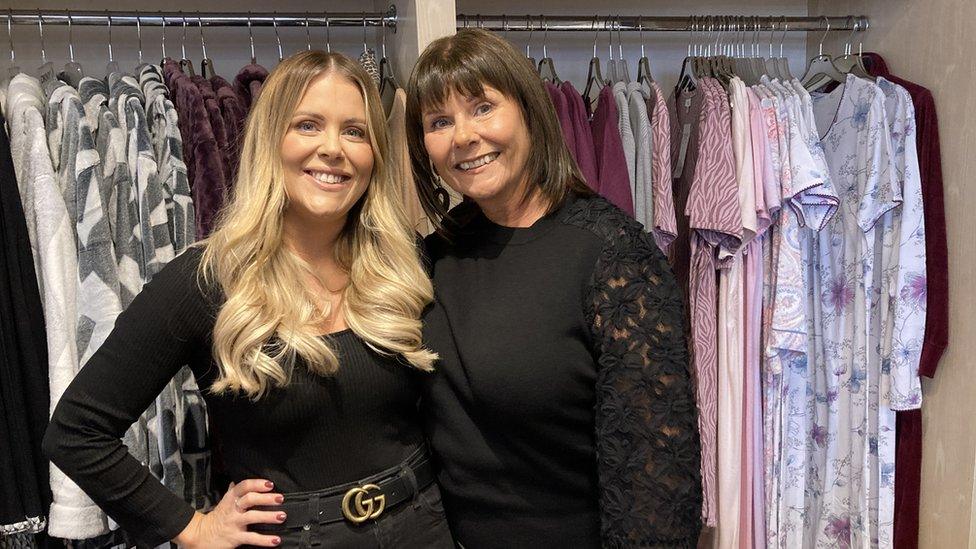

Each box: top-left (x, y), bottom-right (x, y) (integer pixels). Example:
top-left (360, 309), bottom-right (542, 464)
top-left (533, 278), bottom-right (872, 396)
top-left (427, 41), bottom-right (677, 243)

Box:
top-left (233, 63), bottom-right (269, 111)
top-left (138, 64), bottom-right (196, 254)
top-left (646, 81), bottom-right (677, 253)
top-left (164, 59), bottom-right (226, 239)
top-left (191, 75), bottom-right (232, 214)
top-left (628, 81), bottom-right (654, 233)
top-left (110, 74), bottom-right (175, 279)
top-left (360, 49), bottom-right (380, 87)
top-left (669, 77), bottom-right (742, 528)
top-left (0, 106), bottom-right (50, 537)
top-left (808, 73), bottom-right (898, 549)
top-left (612, 82), bottom-right (638, 215)
top-left (7, 74), bottom-right (94, 539)
top-left (559, 82), bottom-right (600, 191)
top-left (387, 88), bottom-right (431, 235)
top-left (590, 86), bottom-right (635, 216)
top-left (864, 51), bottom-right (946, 549)
top-left (544, 81), bottom-right (577, 163)
top-left (138, 64), bottom-right (212, 512)
top-left (210, 74), bottom-right (247, 189)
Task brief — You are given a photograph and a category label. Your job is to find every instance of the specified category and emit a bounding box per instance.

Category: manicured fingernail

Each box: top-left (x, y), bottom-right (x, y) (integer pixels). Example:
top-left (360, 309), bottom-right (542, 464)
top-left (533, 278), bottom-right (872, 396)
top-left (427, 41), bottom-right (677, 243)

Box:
top-left (272, 538), bottom-right (281, 546)
top-left (277, 513), bottom-right (287, 522)
top-left (265, 481), bottom-right (274, 489)
top-left (274, 495), bottom-right (284, 504)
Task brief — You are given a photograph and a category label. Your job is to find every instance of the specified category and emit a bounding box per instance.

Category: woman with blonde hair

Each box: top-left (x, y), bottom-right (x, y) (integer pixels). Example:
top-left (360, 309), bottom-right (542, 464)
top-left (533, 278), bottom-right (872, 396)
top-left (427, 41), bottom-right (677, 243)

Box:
top-left (407, 29), bottom-right (702, 547)
top-left (44, 51), bottom-right (454, 548)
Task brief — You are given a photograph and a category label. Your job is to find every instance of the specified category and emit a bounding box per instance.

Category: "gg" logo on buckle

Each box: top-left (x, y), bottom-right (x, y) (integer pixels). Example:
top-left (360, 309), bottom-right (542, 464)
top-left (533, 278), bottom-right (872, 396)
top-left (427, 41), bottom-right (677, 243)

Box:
top-left (341, 483), bottom-right (386, 524)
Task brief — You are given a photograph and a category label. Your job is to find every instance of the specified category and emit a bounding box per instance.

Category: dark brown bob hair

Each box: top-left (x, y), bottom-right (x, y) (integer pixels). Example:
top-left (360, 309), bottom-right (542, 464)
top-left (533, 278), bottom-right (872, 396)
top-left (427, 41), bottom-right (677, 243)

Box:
top-left (405, 28), bottom-right (592, 234)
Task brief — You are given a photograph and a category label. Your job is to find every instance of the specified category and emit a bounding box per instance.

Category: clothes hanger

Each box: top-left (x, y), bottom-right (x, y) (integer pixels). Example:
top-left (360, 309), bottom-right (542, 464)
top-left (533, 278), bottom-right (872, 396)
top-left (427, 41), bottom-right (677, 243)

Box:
top-left (273, 14), bottom-right (284, 63)
top-left (801, 16), bottom-right (845, 91)
top-left (613, 14), bottom-right (630, 84)
top-left (179, 15), bottom-right (195, 76)
top-left (775, 17), bottom-right (792, 79)
top-left (537, 15), bottom-right (560, 84)
top-left (675, 15), bottom-right (700, 94)
top-left (378, 12), bottom-right (399, 95)
top-left (322, 12), bottom-right (331, 54)
top-left (34, 11), bottom-right (57, 85)
top-left (6, 10), bottom-right (21, 80)
top-left (762, 19), bottom-right (780, 80)
top-left (833, 16), bottom-right (872, 80)
top-left (104, 12), bottom-right (121, 76)
top-left (524, 15), bottom-right (536, 71)
top-left (246, 14), bottom-right (257, 65)
top-left (160, 14), bottom-right (169, 64)
top-left (305, 14), bottom-right (313, 52)
top-left (749, 17), bottom-right (767, 81)
top-left (60, 11), bottom-right (84, 87)
top-left (636, 16), bottom-right (654, 86)
top-left (198, 15), bottom-right (216, 79)
top-left (134, 13), bottom-right (146, 68)
top-left (604, 17), bottom-right (619, 84)
top-left (582, 16), bottom-right (606, 112)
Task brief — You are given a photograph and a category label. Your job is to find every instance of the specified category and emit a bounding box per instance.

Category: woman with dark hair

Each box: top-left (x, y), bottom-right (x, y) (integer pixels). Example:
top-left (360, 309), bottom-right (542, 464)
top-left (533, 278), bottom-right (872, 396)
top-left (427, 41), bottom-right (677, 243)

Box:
top-left (406, 29), bottom-right (703, 548)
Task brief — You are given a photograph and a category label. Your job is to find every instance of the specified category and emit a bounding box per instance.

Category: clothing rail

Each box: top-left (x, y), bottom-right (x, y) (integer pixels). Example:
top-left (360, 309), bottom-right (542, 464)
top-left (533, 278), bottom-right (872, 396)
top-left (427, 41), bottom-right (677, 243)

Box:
top-left (456, 14), bottom-right (868, 32)
top-left (4, 8), bottom-right (397, 29)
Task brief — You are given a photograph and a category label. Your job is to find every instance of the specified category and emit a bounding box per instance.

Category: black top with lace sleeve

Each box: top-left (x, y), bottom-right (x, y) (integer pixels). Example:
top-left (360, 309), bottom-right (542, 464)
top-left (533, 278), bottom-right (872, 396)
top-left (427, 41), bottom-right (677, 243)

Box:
top-left (421, 193), bottom-right (702, 548)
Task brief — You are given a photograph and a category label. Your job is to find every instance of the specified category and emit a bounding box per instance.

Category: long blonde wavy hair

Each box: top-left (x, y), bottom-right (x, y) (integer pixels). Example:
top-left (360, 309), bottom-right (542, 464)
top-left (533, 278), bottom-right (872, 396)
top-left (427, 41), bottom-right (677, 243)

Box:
top-left (198, 50), bottom-right (436, 399)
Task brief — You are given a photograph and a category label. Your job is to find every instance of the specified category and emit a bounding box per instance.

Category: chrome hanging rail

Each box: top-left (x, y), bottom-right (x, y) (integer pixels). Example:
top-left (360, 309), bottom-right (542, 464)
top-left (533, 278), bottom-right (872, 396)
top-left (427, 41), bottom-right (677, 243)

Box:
top-left (456, 14), bottom-right (868, 32)
top-left (5, 7), bottom-right (397, 30)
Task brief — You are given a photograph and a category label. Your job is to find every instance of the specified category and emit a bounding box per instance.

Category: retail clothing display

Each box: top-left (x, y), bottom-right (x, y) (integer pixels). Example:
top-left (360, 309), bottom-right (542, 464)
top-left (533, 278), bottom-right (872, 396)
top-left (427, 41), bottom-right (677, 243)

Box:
top-left (421, 192), bottom-right (702, 548)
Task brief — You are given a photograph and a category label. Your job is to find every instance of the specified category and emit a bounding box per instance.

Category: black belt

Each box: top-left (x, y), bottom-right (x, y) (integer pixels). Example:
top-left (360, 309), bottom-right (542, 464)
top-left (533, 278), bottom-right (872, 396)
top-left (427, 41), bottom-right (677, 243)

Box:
top-left (267, 450), bottom-right (435, 528)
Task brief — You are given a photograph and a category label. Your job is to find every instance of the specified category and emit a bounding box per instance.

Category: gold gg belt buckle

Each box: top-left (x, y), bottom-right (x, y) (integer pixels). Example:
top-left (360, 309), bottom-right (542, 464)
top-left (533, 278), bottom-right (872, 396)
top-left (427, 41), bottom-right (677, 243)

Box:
top-left (341, 483), bottom-right (386, 523)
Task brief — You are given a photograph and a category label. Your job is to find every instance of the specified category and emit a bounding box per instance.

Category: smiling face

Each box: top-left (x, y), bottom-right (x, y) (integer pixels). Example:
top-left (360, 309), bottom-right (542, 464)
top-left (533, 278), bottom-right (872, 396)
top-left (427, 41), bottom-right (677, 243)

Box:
top-left (280, 71), bottom-right (374, 229)
top-left (422, 85), bottom-right (533, 215)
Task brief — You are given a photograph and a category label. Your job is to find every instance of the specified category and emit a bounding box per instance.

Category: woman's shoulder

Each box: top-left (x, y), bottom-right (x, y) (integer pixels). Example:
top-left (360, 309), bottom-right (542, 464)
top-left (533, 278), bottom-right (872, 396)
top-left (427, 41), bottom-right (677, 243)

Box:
top-left (559, 193), bottom-right (653, 255)
top-left (147, 245), bottom-right (222, 308)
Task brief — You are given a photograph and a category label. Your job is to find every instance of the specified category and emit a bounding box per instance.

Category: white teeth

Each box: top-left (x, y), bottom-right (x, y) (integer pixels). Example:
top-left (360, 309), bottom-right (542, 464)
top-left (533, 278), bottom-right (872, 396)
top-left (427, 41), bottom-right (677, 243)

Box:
top-left (458, 152), bottom-right (499, 171)
top-left (308, 171), bottom-right (347, 184)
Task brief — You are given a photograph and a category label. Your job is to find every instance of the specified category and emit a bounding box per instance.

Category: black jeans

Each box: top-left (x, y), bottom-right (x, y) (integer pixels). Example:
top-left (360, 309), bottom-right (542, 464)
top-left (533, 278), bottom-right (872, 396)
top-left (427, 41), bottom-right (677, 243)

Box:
top-left (247, 476), bottom-right (454, 548)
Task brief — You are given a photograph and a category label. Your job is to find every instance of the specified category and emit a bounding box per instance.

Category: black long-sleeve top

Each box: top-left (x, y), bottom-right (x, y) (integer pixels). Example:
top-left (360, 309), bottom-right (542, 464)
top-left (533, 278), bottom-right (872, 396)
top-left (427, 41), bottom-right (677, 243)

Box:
top-left (42, 247), bottom-right (426, 546)
top-left (421, 193), bottom-right (702, 548)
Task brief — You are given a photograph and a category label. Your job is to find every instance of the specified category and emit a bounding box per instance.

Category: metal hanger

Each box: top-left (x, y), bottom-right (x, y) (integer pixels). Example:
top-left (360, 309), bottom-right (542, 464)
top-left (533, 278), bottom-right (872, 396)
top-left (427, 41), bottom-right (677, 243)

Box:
top-left (802, 16), bottom-right (845, 90)
top-left (303, 14), bottom-right (311, 52)
top-left (378, 11), bottom-right (398, 95)
top-left (605, 16), bottom-right (618, 84)
top-left (524, 15), bottom-right (536, 70)
top-left (60, 11), bottom-right (84, 87)
top-left (273, 13), bottom-right (284, 62)
top-left (160, 15), bottom-right (169, 64)
top-left (198, 14), bottom-right (216, 79)
top-left (762, 18), bottom-right (780, 80)
top-left (36, 11), bottom-right (57, 84)
top-left (776, 17), bottom-right (793, 80)
top-left (362, 13), bottom-right (369, 56)
top-left (636, 16), bottom-right (654, 85)
top-left (750, 16), bottom-right (767, 79)
top-left (246, 13), bottom-right (257, 64)
top-left (537, 15), bottom-right (560, 84)
top-left (613, 14), bottom-right (630, 83)
top-left (675, 15), bottom-right (700, 94)
top-left (582, 16), bottom-right (606, 113)
top-left (179, 15), bottom-right (195, 76)
top-left (323, 12), bottom-right (331, 54)
top-left (834, 16), bottom-right (871, 79)
top-left (105, 12), bottom-right (121, 75)
top-left (136, 13), bottom-right (144, 65)
top-left (6, 10), bottom-right (20, 79)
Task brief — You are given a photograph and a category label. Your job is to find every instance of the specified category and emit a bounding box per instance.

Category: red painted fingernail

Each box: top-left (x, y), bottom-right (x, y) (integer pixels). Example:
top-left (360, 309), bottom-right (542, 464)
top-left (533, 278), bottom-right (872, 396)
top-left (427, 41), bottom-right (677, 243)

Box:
top-left (274, 495), bottom-right (284, 504)
top-left (277, 513), bottom-right (287, 522)
top-left (272, 538), bottom-right (281, 546)
top-left (265, 481), bottom-right (274, 489)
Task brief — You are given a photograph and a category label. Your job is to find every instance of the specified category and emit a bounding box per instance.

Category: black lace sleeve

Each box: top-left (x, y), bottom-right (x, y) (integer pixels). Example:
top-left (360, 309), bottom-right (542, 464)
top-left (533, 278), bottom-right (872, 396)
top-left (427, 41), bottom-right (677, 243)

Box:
top-left (583, 208), bottom-right (702, 548)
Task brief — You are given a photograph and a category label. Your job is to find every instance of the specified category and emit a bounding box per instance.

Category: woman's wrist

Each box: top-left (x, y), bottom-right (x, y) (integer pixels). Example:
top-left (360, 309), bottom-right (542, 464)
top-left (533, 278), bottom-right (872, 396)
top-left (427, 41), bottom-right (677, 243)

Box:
top-left (173, 511), bottom-right (205, 547)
